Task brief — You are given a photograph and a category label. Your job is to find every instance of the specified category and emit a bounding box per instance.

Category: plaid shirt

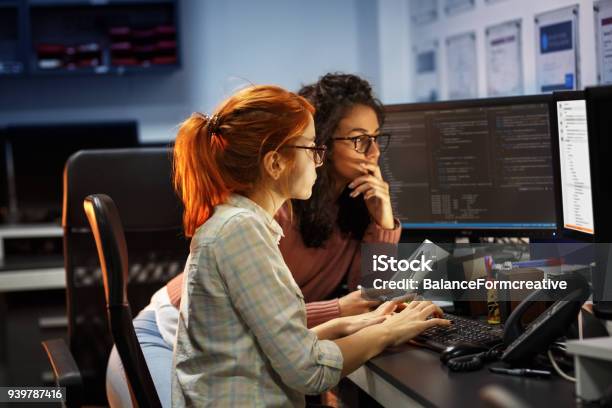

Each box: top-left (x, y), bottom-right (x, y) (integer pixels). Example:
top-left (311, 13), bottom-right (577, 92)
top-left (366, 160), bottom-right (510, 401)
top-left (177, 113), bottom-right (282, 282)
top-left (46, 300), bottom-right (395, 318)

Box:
top-left (172, 194), bottom-right (344, 407)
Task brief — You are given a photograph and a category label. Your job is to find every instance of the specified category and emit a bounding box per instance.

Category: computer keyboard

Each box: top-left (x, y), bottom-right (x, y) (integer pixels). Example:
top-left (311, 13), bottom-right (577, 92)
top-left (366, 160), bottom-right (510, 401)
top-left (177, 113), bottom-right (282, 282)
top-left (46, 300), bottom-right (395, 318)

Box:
top-left (413, 313), bottom-right (504, 352)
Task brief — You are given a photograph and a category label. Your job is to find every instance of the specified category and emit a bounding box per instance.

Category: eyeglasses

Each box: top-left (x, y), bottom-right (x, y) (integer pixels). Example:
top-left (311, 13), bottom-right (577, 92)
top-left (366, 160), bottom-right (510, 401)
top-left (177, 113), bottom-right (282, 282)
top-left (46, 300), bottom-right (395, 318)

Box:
top-left (282, 144), bottom-right (328, 166)
top-left (333, 132), bottom-right (391, 154)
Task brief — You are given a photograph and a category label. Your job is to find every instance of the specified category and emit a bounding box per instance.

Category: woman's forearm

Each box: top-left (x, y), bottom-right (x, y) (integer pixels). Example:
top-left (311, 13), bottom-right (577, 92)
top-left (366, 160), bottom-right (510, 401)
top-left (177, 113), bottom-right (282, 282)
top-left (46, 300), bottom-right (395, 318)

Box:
top-left (333, 324), bottom-right (392, 377)
top-left (311, 318), bottom-right (343, 340)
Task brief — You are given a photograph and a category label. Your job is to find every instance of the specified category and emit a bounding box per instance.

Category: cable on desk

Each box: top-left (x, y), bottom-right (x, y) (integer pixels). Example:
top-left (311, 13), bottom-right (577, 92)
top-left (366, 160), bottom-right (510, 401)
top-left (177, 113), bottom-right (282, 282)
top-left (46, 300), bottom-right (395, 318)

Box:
top-left (445, 343), bottom-right (504, 372)
top-left (547, 349), bottom-right (575, 382)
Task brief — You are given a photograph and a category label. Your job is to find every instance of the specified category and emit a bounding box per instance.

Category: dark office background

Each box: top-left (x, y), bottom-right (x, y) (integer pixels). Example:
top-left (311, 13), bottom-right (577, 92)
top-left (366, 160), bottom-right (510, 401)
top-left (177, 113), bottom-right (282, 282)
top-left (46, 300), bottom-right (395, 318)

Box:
top-left (0, 0), bottom-right (382, 143)
top-left (0, 0), bottom-right (606, 394)
top-left (0, 0), bottom-right (602, 142)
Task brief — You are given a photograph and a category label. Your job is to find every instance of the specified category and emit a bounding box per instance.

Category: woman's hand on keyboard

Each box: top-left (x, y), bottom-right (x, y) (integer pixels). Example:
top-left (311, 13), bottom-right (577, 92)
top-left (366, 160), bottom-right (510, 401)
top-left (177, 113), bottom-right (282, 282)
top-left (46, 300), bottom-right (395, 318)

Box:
top-left (381, 301), bottom-right (452, 347)
top-left (339, 290), bottom-right (382, 316)
top-left (336, 301), bottom-right (404, 337)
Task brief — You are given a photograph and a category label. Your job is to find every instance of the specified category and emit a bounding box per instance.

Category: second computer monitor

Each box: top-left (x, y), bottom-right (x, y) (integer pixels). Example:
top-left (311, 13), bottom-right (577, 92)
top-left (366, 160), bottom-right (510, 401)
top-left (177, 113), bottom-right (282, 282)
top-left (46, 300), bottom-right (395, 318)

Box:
top-left (381, 95), bottom-right (557, 238)
top-left (551, 91), bottom-right (595, 240)
top-left (550, 87), bottom-right (612, 243)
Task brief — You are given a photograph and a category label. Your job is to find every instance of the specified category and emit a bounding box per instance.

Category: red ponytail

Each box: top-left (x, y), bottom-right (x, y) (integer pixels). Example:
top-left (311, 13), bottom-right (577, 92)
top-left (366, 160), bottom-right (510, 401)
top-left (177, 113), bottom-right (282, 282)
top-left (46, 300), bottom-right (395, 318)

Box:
top-left (173, 85), bottom-right (314, 237)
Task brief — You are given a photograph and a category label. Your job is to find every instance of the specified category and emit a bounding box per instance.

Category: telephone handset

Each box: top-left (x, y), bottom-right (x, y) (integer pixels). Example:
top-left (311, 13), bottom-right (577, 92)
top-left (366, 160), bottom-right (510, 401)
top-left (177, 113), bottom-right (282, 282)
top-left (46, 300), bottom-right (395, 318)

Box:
top-left (501, 274), bottom-right (590, 364)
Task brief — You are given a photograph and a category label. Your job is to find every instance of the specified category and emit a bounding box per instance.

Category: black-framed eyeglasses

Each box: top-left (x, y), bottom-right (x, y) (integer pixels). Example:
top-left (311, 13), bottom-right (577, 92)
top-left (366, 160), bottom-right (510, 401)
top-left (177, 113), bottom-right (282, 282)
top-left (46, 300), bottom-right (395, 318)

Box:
top-left (333, 132), bottom-right (391, 154)
top-left (282, 144), bottom-right (328, 166)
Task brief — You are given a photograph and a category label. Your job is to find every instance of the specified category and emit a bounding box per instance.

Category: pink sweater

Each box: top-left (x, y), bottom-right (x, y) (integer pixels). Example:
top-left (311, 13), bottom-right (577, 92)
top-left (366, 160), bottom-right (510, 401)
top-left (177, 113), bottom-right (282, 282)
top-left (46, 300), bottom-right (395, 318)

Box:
top-left (167, 205), bottom-right (401, 327)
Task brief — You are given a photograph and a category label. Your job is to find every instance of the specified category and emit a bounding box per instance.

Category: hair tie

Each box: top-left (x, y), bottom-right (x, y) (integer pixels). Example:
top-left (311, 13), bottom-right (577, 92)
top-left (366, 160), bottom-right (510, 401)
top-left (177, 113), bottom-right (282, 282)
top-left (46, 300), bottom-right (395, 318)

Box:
top-left (192, 112), bottom-right (209, 121)
top-left (207, 114), bottom-right (222, 139)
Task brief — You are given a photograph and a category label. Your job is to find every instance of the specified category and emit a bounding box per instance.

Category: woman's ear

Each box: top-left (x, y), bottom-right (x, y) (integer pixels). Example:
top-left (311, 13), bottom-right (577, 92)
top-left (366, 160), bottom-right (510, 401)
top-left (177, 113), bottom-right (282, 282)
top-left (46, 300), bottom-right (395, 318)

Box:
top-left (262, 150), bottom-right (287, 180)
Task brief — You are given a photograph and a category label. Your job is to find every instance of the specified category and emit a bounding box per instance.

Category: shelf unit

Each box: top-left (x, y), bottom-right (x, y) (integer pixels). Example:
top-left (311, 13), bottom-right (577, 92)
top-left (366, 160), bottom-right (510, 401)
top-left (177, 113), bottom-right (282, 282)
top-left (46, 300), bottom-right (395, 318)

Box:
top-left (0, 223), bottom-right (66, 387)
top-left (0, 0), bottom-right (180, 77)
top-left (0, 1), bottom-right (25, 76)
top-left (0, 223), bottom-right (64, 292)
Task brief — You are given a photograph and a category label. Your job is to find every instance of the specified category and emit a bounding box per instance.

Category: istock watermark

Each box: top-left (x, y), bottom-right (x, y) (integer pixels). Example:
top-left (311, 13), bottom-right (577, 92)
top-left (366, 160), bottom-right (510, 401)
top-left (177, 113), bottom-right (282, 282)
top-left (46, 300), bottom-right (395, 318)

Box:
top-left (372, 254), bottom-right (433, 272)
top-left (360, 242), bottom-right (612, 302)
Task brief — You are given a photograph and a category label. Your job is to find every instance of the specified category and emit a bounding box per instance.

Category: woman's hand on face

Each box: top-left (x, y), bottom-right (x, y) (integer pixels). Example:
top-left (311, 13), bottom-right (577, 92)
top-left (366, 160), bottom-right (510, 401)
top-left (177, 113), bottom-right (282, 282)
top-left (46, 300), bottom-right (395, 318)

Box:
top-left (381, 300), bottom-right (451, 347)
top-left (339, 289), bottom-right (382, 317)
top-left (348, 161), bottom-right (395, 229)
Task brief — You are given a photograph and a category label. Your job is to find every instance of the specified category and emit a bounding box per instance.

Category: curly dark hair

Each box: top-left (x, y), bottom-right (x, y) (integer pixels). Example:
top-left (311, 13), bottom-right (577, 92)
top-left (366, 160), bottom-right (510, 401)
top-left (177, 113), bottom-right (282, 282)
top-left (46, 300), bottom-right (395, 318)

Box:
top-left (293, 73), bottom-right (385, 248)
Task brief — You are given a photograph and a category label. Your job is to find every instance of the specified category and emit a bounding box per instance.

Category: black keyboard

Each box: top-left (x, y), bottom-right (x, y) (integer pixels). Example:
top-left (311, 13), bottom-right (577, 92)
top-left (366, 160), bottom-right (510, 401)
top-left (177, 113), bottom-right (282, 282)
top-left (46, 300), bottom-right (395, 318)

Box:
top-left (413, 313), bottom-right (504, 352)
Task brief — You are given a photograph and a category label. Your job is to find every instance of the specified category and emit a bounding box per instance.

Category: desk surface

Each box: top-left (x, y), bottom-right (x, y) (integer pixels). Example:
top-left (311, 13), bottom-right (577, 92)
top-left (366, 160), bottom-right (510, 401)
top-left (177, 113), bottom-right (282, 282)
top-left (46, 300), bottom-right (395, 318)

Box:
top-left (356, 344), bottom-right (576, 408)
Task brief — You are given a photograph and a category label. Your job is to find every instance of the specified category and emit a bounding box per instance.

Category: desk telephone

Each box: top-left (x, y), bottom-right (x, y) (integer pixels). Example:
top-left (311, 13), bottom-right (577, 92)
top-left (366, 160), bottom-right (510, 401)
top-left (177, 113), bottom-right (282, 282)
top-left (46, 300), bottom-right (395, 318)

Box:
top-left (442, 274), bottom-right (590, 371)
top-left (362, 241), bottom-right (592, 367)
top-left (500, 273), bottom-right (590, 364)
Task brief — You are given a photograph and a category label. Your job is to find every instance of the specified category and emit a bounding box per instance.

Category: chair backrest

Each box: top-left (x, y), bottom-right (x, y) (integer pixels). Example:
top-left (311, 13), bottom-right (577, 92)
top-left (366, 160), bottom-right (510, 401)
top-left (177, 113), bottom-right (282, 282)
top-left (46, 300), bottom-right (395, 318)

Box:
top-left (84, 194), bottom-right (162, 408)
top-left (62, 147), bottom-right (188, 405)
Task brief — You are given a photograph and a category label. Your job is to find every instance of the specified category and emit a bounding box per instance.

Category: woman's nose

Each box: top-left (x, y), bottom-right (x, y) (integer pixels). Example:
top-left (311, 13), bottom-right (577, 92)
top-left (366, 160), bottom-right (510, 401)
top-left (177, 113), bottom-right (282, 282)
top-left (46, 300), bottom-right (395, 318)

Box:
top-left (366, 139), bottom-right (380, 160)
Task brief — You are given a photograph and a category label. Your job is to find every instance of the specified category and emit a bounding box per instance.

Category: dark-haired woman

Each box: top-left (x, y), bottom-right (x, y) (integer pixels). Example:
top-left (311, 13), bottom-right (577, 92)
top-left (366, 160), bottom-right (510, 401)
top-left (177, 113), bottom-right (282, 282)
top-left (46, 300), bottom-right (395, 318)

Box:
top-left (106, 74), bottom-right (410, 407)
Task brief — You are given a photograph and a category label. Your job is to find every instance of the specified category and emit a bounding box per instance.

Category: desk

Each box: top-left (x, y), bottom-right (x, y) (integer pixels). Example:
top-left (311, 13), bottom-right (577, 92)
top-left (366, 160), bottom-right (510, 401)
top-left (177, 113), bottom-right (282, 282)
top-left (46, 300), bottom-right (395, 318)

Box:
top-left (348, 344), bottom-right (576, 407)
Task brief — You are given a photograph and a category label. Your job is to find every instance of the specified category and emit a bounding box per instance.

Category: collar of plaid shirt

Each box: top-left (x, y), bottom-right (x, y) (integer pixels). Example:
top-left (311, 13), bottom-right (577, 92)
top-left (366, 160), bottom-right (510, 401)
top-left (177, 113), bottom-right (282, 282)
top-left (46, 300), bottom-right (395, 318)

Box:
top-left (226, 194), bottom-right (285, 244)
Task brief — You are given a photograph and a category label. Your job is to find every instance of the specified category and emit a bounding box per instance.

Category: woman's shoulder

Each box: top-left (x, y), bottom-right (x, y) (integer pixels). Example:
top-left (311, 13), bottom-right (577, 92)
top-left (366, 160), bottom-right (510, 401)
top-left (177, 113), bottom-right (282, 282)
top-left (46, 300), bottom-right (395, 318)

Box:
top-left (192, 204), bottom-right (261, 244)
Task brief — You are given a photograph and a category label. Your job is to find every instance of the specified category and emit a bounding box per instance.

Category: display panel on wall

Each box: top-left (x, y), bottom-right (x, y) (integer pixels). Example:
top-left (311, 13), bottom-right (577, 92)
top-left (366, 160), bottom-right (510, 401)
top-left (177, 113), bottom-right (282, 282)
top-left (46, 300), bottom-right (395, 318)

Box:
top-left (413, 39), bottom-right (440, 102)
top-left (0, 0), bottom-right (180, 77)
top-left (410, 0), bottom-right (438, 25)
top-left (534, 5), bottom-right (580, 92)
top-left (446, 31), bottom-right (478, 99)
top-left (595, 0), bottom-right (612, 85)
top-left (485, 19), bottom-right (523, 97)
top-left (444, 0), bottom-right (475, 16)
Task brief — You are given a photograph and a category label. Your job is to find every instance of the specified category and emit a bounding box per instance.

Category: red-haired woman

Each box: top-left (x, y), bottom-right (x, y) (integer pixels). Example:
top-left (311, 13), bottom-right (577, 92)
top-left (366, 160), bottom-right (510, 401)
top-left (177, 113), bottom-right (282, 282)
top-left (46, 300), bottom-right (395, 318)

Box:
top-left (106, 75), bottom-right (427, 407)
top-left (161, 85), bottom-right (449, 406)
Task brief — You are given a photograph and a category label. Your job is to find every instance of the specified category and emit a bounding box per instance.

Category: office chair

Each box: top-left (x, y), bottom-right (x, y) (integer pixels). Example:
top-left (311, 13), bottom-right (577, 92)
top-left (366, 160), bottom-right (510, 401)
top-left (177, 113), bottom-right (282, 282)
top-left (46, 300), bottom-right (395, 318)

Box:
top-left (84, 194), bottom-right (162, 408)
top-left (42, 148), bottom-right (188, 407)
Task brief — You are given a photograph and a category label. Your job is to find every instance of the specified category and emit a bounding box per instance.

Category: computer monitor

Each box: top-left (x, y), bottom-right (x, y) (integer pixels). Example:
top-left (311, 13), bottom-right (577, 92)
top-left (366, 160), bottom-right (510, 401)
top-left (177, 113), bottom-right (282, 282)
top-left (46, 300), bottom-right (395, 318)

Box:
top-left (581, 86), bottom-right (612, 312)
top-left (550, 86), bottom-right (612, 308)
top-left (381, 95), bottom-right (558, 239)
top-left (550, 90), bottom-right (595, 241)
top-left (551, 86), bottom-right (612, 243)
top-left (583, 85), bottom-right (612, 243)
top-left (4, 121), bottom-right (139, 224)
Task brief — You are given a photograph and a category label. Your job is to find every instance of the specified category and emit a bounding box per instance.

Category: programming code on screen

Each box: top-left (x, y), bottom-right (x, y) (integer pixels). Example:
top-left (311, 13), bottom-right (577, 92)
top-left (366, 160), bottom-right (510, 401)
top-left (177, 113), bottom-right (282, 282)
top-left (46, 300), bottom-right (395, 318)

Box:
top-left (381, 102), bottom-right (557, 230)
